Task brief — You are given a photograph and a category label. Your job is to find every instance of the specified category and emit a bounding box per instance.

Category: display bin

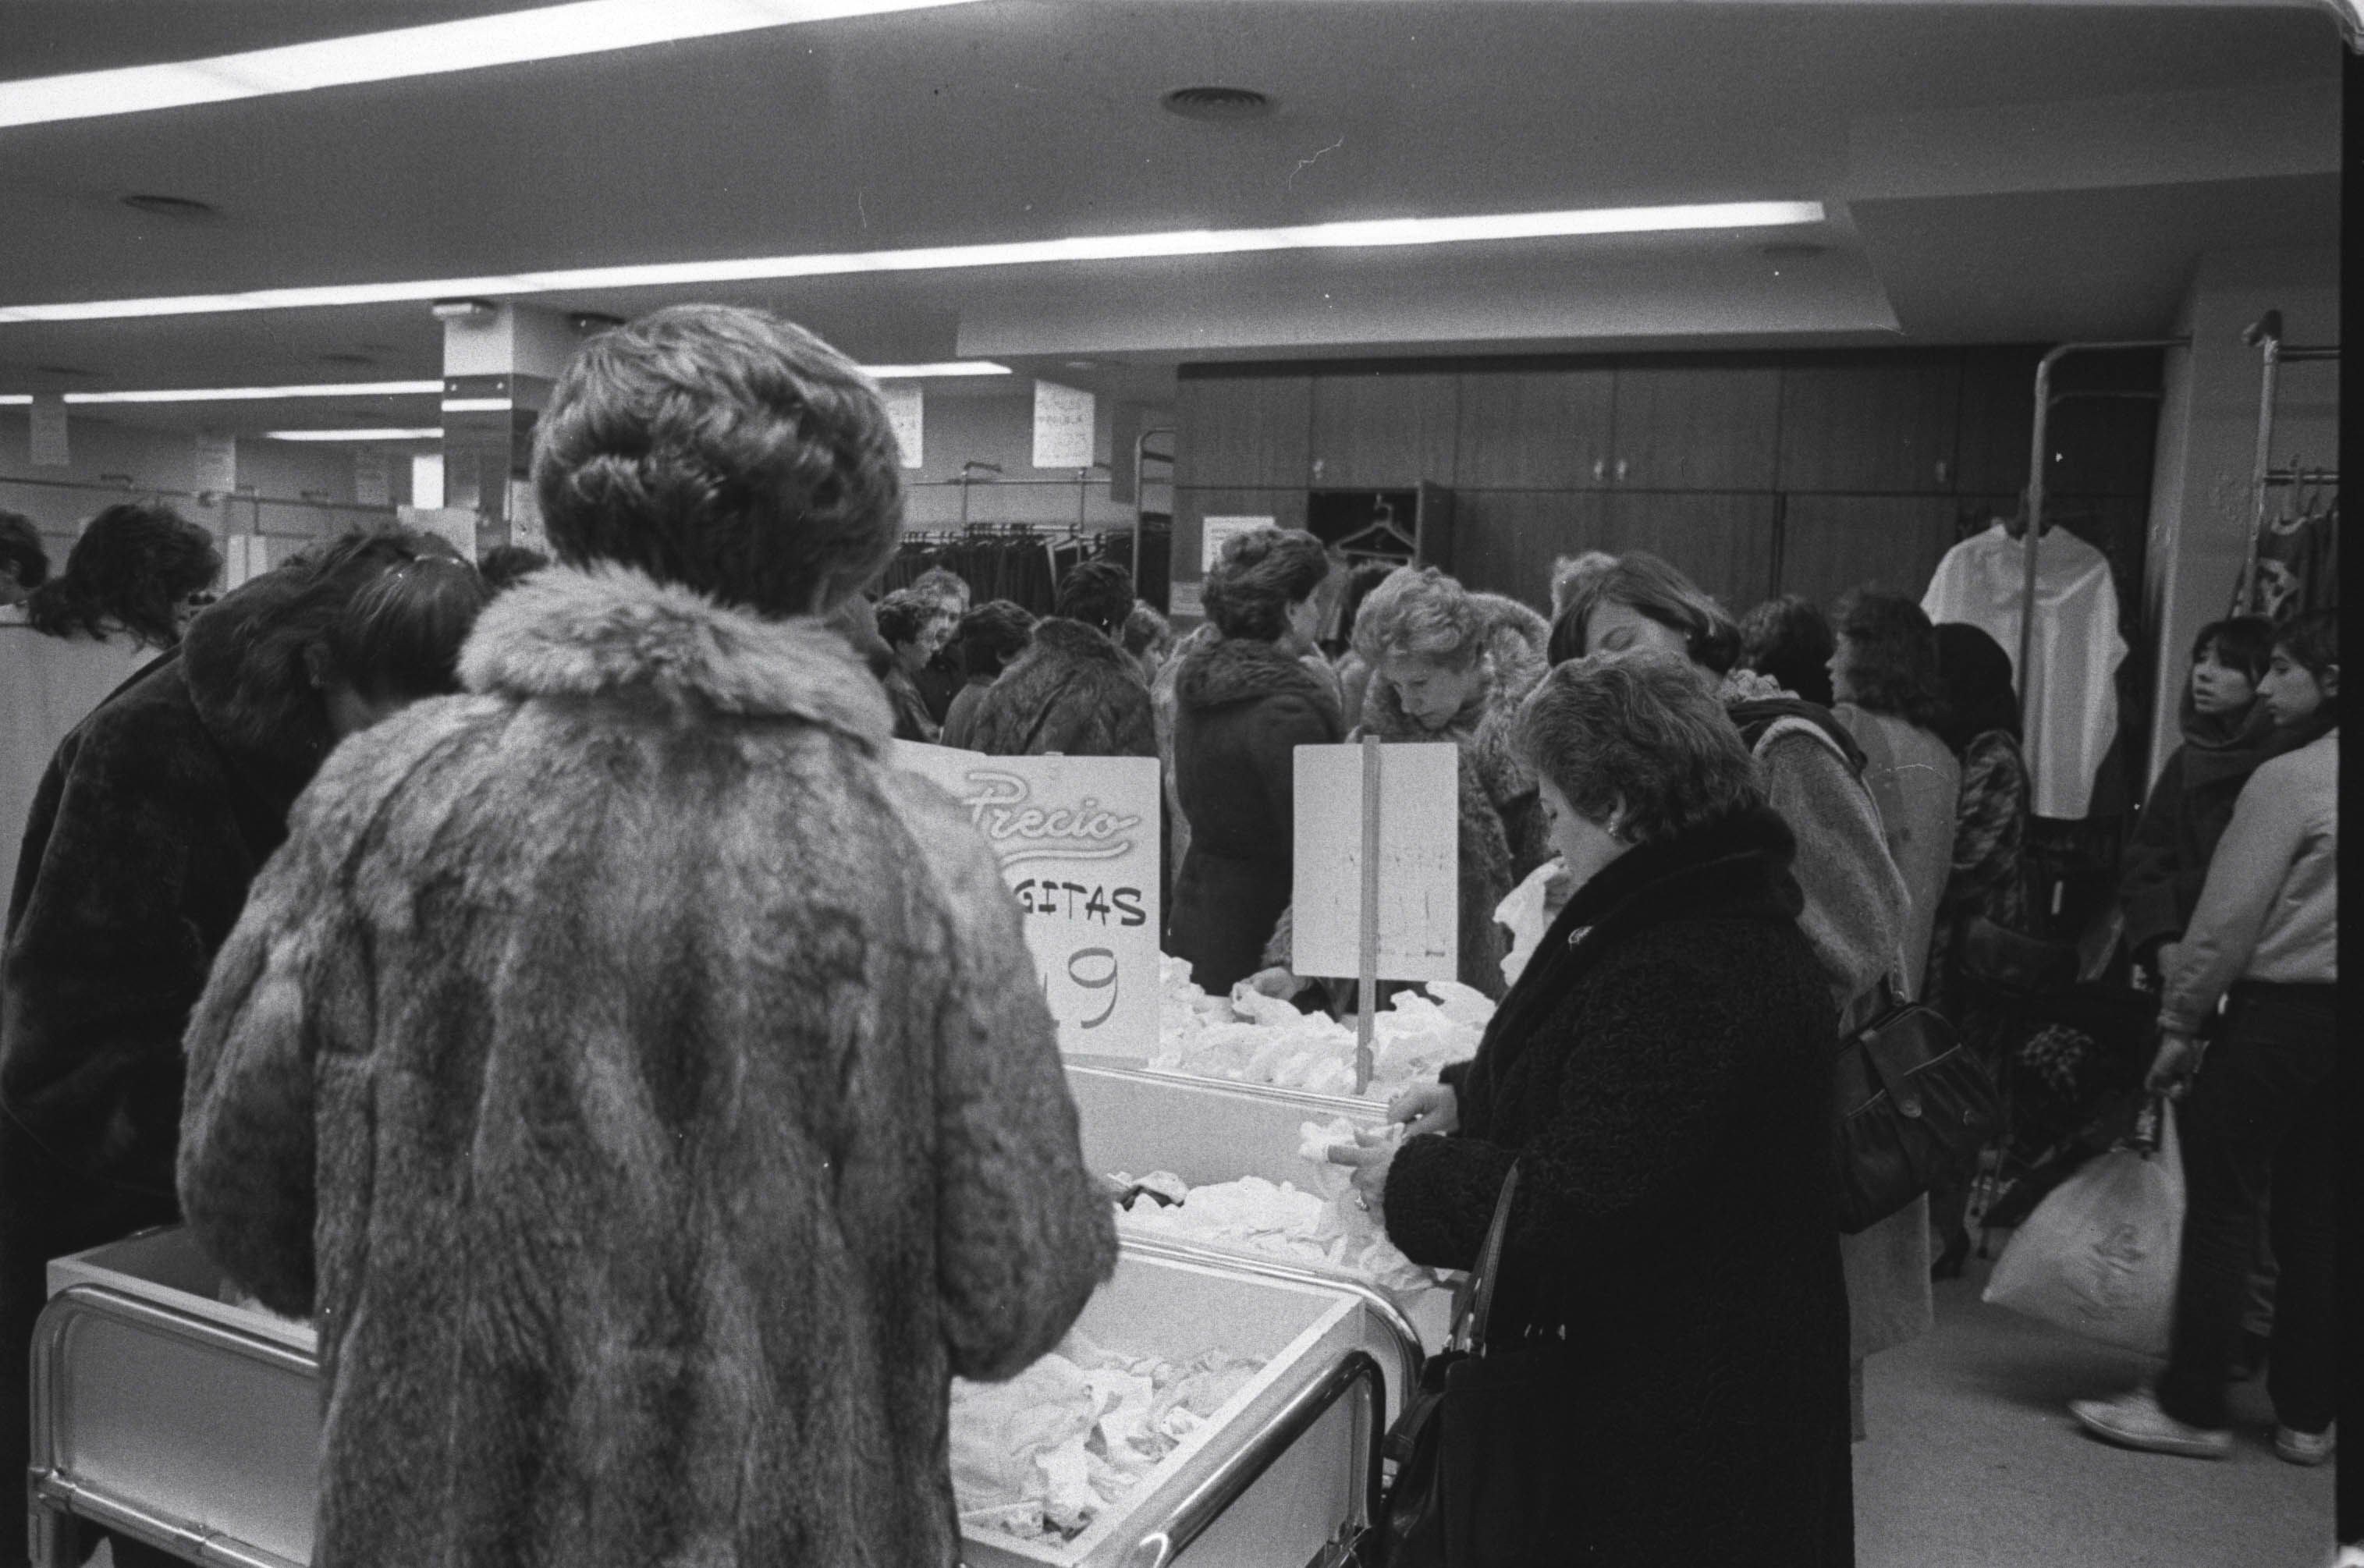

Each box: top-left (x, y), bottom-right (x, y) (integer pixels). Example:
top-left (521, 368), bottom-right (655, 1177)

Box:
top-left (32, 1229), bottom-right (1383, 1568)
top-left (1067, 1060), bottom-right (1457, 1363)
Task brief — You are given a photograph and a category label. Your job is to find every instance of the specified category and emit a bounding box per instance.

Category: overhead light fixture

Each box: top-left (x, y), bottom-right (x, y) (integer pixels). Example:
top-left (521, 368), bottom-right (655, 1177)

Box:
top-left (440, 397), bottom-right (515, 413)
top-left (266, 427), bottom-right (441, 442)
top-left (0, 202), bottom-right (1826, 325)
top-left (1161, 86), bottom-right (1275, 122)
top-left (3, 379), bottom-right (444, 403)
top-left (429, 299), bottom-right (499, 321)
top-left (861, 361), bottom-right (1010, 378)
top-left (0, 0), bottom-right (993, 130)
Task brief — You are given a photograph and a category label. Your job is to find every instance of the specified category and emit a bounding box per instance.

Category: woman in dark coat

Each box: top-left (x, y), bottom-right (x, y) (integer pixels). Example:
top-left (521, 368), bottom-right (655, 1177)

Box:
top-left (939, 598), bottom-right (1036, 751)
top-left (1165, 527), bottom-right (1340, 994)
top-left (0, 528), bottom-right (485, 1563)
top-left (963, 559), bottom-right (1156, 758)
top-left (1332, 651), bottom-right (1851, 1566)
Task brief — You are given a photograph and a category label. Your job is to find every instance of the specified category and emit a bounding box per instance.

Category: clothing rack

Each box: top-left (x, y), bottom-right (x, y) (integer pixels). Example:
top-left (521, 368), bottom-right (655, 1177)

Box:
top-left (2232, 310), bottom-right (2340, 616)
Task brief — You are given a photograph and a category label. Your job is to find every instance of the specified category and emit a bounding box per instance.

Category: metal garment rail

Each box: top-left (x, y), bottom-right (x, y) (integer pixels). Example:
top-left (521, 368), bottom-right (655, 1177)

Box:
top-left (1134, 425), bottom-right (1174, 587)
top-left (2018, 337), bottom-right (2188, 757)
top-left (2231, 310), bottom-right (2340, 615)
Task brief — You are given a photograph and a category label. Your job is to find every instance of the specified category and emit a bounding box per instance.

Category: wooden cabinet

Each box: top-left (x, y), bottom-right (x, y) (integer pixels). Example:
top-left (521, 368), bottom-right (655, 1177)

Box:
top-left (1777, 359), bottom-right (1962, 494)
top-left (1605, 492), bottom-right (1778, 615)
top-left (1308, 373), bottom-right (1458, 488)
top-left (1454, 369), bottom-right (1615, 489)
top-left (1174, 375), bottom-right (1310, 488)
top-left (1609, 364), bottom-right (1780, 490)
top-left (1954, 348), bottom-right (2040, 498)
top-left (1776, 495), bottom-right (1963, 612)
top-left (2044, 394), bottom-right (2161, 497)
top-left (1451, 491), bottom-right (1610, 611)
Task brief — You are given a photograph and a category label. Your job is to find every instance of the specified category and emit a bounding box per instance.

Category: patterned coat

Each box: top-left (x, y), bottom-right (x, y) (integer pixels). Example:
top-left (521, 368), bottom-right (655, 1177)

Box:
top-left (178, 565), bottom-right (1116, 1568)
top-left (960, 617), bottom-right (1156, 759)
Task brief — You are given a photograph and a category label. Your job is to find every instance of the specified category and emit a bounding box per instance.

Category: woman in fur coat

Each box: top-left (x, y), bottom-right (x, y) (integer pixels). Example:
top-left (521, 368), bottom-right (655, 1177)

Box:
top-left (1, 528), bottom-right (484, 1563)
top-left (1166, 529), bottom-right (1342, 994)
top-left (962, 559), bottom-right (1156, 758)
top-left (1332, 654), bottom-right (1851, 1566)
top-left (177, 306), bottom-right (1116, 1568)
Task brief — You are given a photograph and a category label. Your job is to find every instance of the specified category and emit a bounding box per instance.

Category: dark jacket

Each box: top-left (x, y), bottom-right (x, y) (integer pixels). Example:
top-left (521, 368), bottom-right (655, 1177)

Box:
top-left (883, 662), bottom-right (941, 743)
top-left (1, 568), bottom-right (343, 1556)
top-left (2119, 695), bottom-right (2331, 963)
top-left (178, 565), bottom-right (1116, 1568)
top-left (962, 617), bottom-right (1155, 759)
top-left (914, 650), bottom-right (965, 726)
top-left (1383, 807), bottom-right (1851, 1568)
top-left (938, 675), bottom-right (994, 751)
top-left (1166, 637), bottom-right (1344, 993)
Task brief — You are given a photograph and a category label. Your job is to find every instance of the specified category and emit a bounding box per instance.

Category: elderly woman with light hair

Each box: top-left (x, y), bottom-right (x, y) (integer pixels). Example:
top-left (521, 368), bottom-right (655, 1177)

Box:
top-left (1255, 565), bottom-right (1552, 1001)
top-left (1329, 649), bottom-right (1851, 1564)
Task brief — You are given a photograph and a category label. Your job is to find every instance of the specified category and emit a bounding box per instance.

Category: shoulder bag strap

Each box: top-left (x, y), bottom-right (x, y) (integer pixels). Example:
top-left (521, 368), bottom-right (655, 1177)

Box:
top-left (1460, 1162), bottom-right (1522, 1358)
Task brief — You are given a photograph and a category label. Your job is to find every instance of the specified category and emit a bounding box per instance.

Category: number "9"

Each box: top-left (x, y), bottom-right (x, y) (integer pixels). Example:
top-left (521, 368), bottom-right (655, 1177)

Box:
top-left (1067, 947), bottom-right (1119, 1028)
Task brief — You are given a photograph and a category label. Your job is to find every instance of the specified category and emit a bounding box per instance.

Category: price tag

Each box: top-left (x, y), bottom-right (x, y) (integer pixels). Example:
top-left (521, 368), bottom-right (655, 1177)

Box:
top-left (893, 744), bottom-right (1162, 1058)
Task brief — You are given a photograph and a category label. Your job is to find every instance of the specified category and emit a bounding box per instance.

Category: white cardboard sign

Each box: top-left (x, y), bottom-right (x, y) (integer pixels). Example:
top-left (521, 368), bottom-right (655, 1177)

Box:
top-left (1290, 741), bottom-right (1460, 983)
top-left (1031, 380), bottom-right (1096, 470)
top-left (892, 743), bottom-right (1162, 1058)
top-left (882, 385), bottom-right (924, 468)
top-left (193, 433), bottom-right (238, 495)
top-left (1200, 516), bottom-right (1276, 572)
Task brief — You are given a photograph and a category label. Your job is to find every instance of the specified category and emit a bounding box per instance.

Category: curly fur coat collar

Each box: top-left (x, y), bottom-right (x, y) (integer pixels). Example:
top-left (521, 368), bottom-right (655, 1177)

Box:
top-left (1174, 633), bottom-right (1341, 723)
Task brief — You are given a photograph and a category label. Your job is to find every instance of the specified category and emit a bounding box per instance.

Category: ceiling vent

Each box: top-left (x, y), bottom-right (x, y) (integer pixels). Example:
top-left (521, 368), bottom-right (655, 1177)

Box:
top-left (1162, 86), bottom-right (1274, 122)
top-left (120, 193), bottom-right (218, 219)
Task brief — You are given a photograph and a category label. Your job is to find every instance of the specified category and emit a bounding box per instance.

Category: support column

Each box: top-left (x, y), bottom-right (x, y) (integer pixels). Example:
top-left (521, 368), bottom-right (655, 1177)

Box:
top-left (438, 302), bottom-right (600, 557)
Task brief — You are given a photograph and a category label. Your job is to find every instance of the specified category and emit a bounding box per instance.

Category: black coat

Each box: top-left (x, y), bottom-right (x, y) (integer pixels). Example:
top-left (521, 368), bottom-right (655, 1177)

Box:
top-left (963, 617), bottom-right (1156, 759)
top-left (1382, 807), bottom-right (1851, 1568)
top-left (1165, 637), bottom-right (1343, 994)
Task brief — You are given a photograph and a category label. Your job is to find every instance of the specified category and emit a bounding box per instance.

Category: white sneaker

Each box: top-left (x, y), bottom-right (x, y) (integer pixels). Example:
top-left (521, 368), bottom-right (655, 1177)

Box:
top-left (2068, 1389), bottom-right (2233, 1459)
top-left (2275, 1421), bottom-right (2335, 1467)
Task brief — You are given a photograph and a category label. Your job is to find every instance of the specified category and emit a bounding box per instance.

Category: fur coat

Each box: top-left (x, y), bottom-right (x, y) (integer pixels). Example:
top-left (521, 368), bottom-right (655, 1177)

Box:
top-left (177, 565), bottom-right (1117, 1568)
top-left (1383, 807), bottom-right (1851, 1566)
top-left (962, 617), bottom-right (1156, 758)
top-left (1, 568), bottom-right (345, 1555)
top-left (1166, 636), bottom-right (1344, 994)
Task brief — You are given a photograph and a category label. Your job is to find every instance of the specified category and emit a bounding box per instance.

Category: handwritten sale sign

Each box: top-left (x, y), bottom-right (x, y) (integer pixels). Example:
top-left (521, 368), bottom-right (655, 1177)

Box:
top-left (892, 743), bottom-right (1162, 1059)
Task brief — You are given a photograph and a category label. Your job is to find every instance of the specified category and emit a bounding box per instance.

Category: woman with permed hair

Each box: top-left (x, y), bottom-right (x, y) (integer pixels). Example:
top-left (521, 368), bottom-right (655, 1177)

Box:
top-left (875, 586), bottom-right (947, 742)
top-left (1, 500), bottom-right (221, 907)
top-left (1165, 526), bottom-right (1343, 993)
top-left (172, 303), bottom-right (1113, 1568)
top-left (1827, 588), bottom-right (1961, 1004)
top-left (1738, 592), bottom-right (1837, 709)
top-left (939, 598), bottom-right (1038, 750)
top-left (1328, 650), bottom-right (1851, 1565)
top-left (961, 558), bottom-right (1156, 757)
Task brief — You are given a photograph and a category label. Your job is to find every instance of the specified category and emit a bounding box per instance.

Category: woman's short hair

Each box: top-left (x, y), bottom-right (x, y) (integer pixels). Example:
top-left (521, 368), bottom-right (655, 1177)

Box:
top-left (2273, 607), bottom-right (2338, 680)
top-left (476, 545), bottom-right (550, 594)
top-left (1515, 650), bottom-right (1765, 846)
top-left (1738, 594), bottom-right (1836, 708)
top-left (1547, 551), bottom-right (1741, 674)
top-left (1202, 527), bottom-right (1331, 641)
top-left (1351, 565), bottom-right (1485, 670)
top-left (1549, 551), bottom-right (1618, 622)
top-left (1120, 601), bottom-right (1171, 661)
top-left (2192, 615), bottom-right (2275, 684)
top-left (874, 587), bottom-right (934, 649)
top-left (1833, 589), bottom-right (1947, 733)
top-left (910, 566), bottom-right (970, 608)
top-left (1932, 622), bottom-right (2019, 754)
top-left (532, 303), bottom-right (903, 618)
top-left (959, 599), bottom-right (1038, 679)
top-left (323, 555), bottom-right (492, 703)
top-left (24, 500), bottom-right (222, 647)
top-left (0, 511), bottom-right (49, 591)
top-left (1056, 559), bottom-right (1135, 633)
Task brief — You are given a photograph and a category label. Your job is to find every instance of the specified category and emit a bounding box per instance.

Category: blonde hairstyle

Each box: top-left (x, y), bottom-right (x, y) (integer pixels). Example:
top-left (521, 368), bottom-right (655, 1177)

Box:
top-left (1351, 565), bottom-right (1485, 671)
top-left (1549, 551), bottom-right (1618, 621)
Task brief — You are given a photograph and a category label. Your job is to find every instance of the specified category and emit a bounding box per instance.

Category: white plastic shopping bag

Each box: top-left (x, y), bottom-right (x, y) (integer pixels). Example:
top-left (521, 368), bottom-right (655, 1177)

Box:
top-left (1982, 1103), bottom-right (2185, 1356)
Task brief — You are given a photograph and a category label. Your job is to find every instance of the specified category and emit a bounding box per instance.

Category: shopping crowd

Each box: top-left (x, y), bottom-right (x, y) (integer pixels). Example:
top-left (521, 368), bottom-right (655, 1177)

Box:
top-left (0, 304), bottom-right (2337, 1566)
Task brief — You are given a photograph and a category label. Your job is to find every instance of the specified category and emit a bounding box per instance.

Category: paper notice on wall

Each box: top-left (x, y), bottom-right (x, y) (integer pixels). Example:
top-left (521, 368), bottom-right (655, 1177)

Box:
top-left (353, 448), bottom-right (391, 507)
top-left (1166, 580), bottom-right (1203, 619)
top-left (1201, 515), bottom-right (1276, 572)
top-left (193, 433), bottom-right (237, 495)
top-left (1291, 741), bottom-right (1460, 983)
top-left (29, 395), bottom-right (67, 467)
top-left (506, 478), bottom-right (548, 555)
top-left (882, 385), bottom-right (923, 468)
top-left (410, 453), bottom-right (445, 510)
top-left (890, 743), bottom-right (1162, 1059)
top-left (1031, 380), bottom-right (1095, 470)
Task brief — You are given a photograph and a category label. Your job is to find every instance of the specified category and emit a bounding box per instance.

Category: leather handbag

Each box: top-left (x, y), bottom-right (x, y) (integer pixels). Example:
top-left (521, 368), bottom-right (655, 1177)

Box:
top-left (1365, 1162), bottom-right (1575, 1567)
top-left (1833, 982), bottom-right (2004, 1235)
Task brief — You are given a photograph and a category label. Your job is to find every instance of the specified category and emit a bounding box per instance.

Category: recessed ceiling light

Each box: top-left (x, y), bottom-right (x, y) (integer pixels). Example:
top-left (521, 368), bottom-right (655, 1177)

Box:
top-left (0, 0), bottom-right (995, 129)
top-left (121, 193), bottom-right (218, 220)
top-left (0, 203), bottom-right (1827, 325)
top-left (1162, 86), bottom-right (1274, 122)
top-left (1063, 360), bottom-right (1098, 370)
top-left (33, 379), bottom-right (442, 403)
top-left (266, 427), bottom-right (441, 442)
top-left (861, 361), bottom-right (1012, 378)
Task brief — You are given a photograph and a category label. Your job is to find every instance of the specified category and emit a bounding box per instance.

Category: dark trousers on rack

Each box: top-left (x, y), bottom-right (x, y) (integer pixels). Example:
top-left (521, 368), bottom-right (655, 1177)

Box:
top-left (2154, 981), bottom-right (2336, 1435)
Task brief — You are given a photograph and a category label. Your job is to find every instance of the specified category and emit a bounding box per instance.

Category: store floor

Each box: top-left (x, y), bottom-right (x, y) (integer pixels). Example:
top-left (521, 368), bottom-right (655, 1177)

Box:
top-left (1856, 1254), bottom-right (2336, 1568)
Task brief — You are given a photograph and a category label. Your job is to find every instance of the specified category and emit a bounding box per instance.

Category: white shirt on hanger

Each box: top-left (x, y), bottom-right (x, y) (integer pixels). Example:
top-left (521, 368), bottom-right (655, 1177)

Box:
top-left (1921, 521), bottom-right (2125, 820)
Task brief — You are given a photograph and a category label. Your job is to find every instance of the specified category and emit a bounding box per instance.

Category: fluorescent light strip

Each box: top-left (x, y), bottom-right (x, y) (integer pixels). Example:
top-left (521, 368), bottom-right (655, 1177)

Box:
top-left (863, 361), bottom-right (1010, 378)
top-left (439, 397), bottom-right (513, 413)
top-left (266, 427), bottom-right (441, 442)
top-left (0, 203), bottom-right (1826, 325)
top-left (0, 0), bottom-right (988, 130)
top-left (66, 379), bottom-right (442, 403)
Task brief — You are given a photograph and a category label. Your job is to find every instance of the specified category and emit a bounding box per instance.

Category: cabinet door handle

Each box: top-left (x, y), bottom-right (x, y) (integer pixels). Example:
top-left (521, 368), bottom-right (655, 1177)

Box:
top-left (1935, 459), bottom-right (1950, 485)
top-left (1615, 458), bottom-right (1629, 483)
top-left (1591, 457), bottom-right (1606, 483)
